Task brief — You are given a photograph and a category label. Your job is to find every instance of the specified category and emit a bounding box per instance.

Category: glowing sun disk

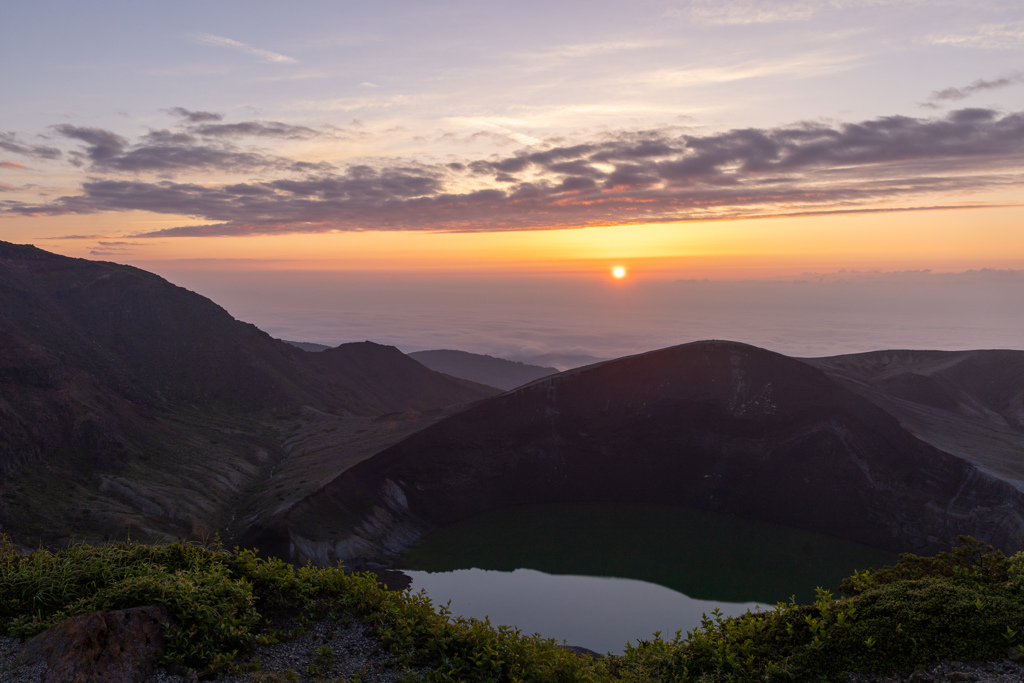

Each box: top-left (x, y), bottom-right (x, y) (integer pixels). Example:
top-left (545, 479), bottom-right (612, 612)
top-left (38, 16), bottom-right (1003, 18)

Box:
top-left (612, 266), bottom-right (627, 279)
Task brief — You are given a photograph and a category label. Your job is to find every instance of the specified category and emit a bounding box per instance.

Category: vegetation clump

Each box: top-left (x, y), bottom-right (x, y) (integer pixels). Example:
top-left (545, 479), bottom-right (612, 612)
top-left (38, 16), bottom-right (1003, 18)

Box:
top-left (618, 537), bottom-right (1024, 681)
top-left (1, 534), bottom-right (1022, 681)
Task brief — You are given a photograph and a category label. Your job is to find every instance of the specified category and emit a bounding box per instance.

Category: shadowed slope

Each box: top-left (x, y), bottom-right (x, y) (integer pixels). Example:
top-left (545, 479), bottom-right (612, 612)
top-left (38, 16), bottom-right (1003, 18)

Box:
top-left (316, 343), bottom-right (499, 415)
top-left (807, 350), bottom-right (1024, 486)
top-left (0, 241), bottom-right (496, 545)
top-left (408, 349), bottom-right (559, 391)
top-left (255, 341), bottom-right (1024, 565)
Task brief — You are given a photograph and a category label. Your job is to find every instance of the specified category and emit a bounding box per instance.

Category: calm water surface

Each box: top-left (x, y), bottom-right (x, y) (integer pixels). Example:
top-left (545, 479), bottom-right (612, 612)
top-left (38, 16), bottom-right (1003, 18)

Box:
top-left (397, 503), bottom-right (896, 654)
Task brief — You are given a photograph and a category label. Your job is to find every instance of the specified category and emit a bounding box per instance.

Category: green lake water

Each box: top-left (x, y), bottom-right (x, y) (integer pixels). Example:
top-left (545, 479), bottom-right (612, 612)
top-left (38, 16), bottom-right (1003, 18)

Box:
top-left (397, 503), bottom-right (896, 654)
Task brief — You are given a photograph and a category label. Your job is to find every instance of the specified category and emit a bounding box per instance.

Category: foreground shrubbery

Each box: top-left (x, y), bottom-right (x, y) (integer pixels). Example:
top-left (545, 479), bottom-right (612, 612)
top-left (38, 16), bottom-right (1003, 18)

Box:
top-left (618, 537), bottom-right (1024, 681)
top-left (0, 535), bottom-right (1022, 681)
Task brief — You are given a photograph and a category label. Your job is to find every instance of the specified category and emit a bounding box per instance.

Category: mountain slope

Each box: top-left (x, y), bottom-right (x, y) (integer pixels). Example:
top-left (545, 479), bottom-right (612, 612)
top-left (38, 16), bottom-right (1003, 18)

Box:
top-left (316, 343), bottom-right (500, 414)
top-left (806, 349), bottom-right (1024, 486)
top-left (256, 340), bottom-right (1024, 565)
top-left (408, 349), bottom-right (558, 391)
top-left (0, 241), bottom-right (496, 545)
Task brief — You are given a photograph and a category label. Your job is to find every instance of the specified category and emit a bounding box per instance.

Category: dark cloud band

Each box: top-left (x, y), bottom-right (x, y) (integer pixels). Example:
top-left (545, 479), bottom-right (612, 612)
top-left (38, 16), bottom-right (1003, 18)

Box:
top-left (4, 108), bottom-right (1024, 236)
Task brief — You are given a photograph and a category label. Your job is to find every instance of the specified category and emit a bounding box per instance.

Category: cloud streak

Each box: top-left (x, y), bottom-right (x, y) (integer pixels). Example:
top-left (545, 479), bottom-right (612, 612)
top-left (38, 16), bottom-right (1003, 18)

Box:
top-left (927, 21), bottom-right (1024, 50)
top-left (929, 73), bottom-right (1024, 102)
top-left (49, 121), bottom-right (331, 175)
top-left (190, 33), bottom-right (298, 64)
top-left (4, 108), bottom-right (1024, 236)
top-left (0, 133), bottom-right (62, 161)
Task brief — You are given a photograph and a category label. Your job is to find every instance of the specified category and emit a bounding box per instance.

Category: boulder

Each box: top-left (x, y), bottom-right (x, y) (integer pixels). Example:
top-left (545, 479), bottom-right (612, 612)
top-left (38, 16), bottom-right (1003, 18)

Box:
top-left (19, 605), bottom-right (170, 683)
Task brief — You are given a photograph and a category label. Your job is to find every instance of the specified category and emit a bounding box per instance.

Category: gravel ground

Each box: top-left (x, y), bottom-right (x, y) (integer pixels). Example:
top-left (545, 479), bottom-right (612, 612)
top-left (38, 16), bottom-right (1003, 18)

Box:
top-left (4, 624), bottom-right (1024, 682)
top-left (0, 618), bottom-right (426, 683)
top-left (842, 658), bottom-right (1024, 683)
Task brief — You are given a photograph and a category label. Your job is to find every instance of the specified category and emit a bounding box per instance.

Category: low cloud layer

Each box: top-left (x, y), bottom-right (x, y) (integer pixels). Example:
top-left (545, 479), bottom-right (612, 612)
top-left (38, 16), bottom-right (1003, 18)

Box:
top-left (163, 268), bottom-right (1024, 361)
top-left (3, 107), bottom-right (1024, 236)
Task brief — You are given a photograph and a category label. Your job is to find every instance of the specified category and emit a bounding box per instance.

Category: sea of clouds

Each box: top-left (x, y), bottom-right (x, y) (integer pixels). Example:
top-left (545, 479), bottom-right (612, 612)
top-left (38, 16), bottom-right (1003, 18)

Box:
top-left (154, 268), bottom-right (1024, 367)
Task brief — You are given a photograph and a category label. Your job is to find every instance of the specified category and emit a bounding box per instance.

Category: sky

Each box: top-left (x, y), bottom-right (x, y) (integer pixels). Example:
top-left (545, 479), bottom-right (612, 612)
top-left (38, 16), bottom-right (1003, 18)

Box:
top-left (2, 0), bottom-right (1023, 359)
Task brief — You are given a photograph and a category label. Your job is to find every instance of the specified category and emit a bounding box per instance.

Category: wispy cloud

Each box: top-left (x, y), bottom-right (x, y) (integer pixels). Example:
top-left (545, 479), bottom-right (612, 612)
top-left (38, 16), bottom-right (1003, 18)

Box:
top-left (88, 240), bottom-right (154, 257)
top-left (674, 0), bottom-right (821, 26)
top-left (48, 117), bottom-right (332, 175)
top-left (190, 33), bottom-right (299, 64)
top-left (0, 133), bottom-right (62, 161)
top-left (519, 40), bottom-right (662, 62)
top-left (673, 1), bottom-right (1019, 27)
top-left (636, 51), bottom-right (860, 87)
top-left (191, 121), bottom-right (320, 139)
top-left (6, 108), bottom-right (1023, 237)
top-left (928, 73), bottom-right (1024, 102)
top-left (166, 107), bottom-right (223, 123)
top-left (927, 21), bottom-right (1024, 50)
top-left (456, 120), bottom-right (543, 147)
top-left (0, 159), bottom-right (29, 171)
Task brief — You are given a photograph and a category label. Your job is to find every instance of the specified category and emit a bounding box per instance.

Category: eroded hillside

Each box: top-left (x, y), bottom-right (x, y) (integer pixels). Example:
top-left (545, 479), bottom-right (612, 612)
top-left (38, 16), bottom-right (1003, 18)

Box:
top-left (0, 241), bottom-right (497, 546)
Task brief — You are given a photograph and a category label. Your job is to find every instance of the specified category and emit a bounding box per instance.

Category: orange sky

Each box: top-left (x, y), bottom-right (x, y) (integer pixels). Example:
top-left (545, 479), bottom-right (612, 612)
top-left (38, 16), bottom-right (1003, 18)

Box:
top-left (15, 204), bottom-right (1024, 280)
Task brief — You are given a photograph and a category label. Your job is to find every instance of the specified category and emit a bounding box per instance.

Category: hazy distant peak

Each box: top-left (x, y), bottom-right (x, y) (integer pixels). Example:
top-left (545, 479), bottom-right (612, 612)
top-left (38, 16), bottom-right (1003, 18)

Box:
top-left (282, 340), bottom-right (332, 352)
top-left (409, 349), bottom-right (559, 391)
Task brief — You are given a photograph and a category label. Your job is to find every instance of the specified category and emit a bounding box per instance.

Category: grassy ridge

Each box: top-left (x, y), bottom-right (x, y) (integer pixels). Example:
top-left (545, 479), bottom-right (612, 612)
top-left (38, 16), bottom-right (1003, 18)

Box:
top-left (0, 536), bottom-right (1021, 681)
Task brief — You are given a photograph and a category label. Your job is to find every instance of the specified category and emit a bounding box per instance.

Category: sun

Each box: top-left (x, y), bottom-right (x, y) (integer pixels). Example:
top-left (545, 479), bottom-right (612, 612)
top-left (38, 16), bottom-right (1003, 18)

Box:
top-left (612, 266), bottom-right (627, 279)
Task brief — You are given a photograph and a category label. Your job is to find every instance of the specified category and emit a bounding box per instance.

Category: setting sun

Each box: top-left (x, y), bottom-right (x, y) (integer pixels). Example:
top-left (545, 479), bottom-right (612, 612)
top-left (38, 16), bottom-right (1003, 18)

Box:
top-left (612, 266), bottom-right (627, 279)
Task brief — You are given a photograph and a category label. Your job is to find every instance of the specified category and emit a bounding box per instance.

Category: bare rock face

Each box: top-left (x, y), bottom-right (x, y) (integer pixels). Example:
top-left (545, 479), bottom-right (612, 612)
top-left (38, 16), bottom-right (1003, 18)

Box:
top-left (19, 605), bottom-right (170, 683)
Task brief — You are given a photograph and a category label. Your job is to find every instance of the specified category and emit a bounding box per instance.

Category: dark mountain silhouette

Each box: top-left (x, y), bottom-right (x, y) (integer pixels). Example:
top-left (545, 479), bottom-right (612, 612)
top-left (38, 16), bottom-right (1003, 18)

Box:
top-left (284, 340), bottom-right (332, 353)
top-left (253, 341), bottom-right (1024, 565)
top-left (0, 241), bottom-right (496, 544)
top-left (408, 350), bottom-right (558, 391)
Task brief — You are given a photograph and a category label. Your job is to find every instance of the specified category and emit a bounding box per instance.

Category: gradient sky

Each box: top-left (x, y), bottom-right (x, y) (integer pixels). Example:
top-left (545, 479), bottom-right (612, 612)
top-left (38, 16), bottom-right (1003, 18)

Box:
top-left (2, 1), bottom-right (1023, 356)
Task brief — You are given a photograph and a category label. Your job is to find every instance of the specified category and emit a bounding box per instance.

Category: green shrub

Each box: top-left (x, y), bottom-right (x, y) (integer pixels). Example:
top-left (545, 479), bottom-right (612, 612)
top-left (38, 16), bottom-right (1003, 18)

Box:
top-left (1, 534), bottom-right (1022, 680)
top-left (0, 536), bottom-right (368, 671)
top-left (617, 536), bottom-right (1024, 681)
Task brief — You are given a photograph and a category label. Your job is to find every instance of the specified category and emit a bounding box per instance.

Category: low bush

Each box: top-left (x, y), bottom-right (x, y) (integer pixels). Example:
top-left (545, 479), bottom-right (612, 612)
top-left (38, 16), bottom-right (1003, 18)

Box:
top-left (0, 535), bottom-right (1021, 681)
top-left (618, 537), bottom-right (1024, 681)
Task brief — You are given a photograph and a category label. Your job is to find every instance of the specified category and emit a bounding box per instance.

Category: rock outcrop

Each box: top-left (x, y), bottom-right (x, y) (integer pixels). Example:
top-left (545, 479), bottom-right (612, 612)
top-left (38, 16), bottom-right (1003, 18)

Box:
top-left (19, 605), bottom-right (170, 683)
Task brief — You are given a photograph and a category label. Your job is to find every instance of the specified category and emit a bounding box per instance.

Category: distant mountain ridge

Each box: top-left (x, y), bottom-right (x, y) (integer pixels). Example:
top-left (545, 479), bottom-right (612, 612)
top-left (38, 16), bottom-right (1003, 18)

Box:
top-left (284, 340), bottom-right (332, 353)
top-left (806, 349), bottom-right (1024, 486)
top-left (504, 352), bottom-right (608, 371)
top-left (408, 350), bottom-right (558, 391)
top-left (254, 340), bottom-right (1024, 565)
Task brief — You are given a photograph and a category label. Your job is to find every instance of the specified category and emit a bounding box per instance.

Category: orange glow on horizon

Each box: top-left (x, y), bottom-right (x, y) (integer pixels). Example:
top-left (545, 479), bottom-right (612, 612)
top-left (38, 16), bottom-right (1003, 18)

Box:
top-left (13, 204), bottom-right (1024, 280)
